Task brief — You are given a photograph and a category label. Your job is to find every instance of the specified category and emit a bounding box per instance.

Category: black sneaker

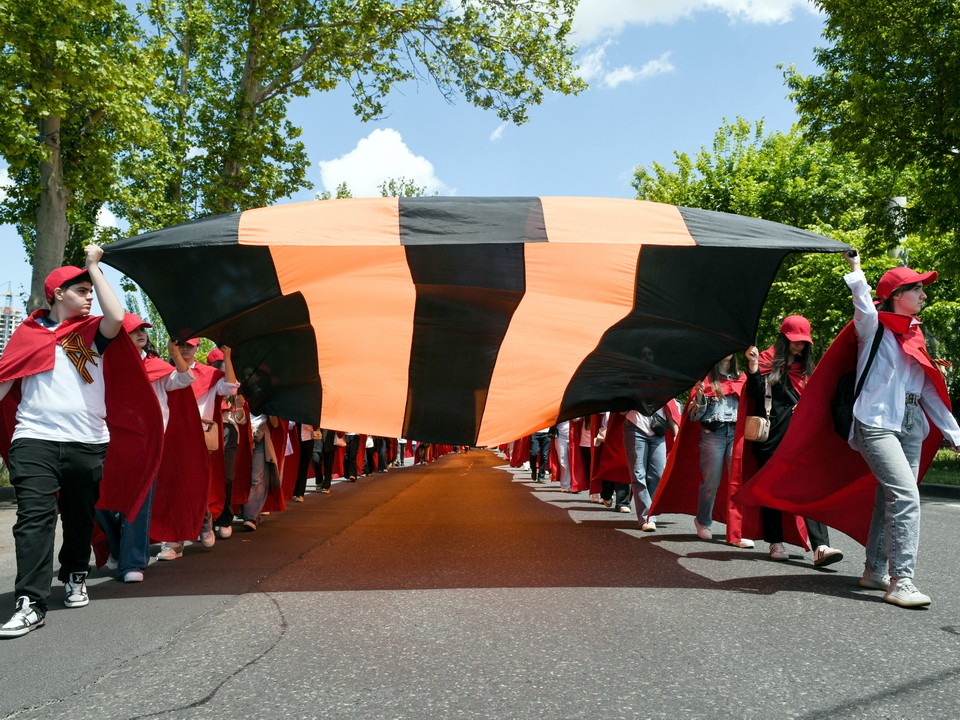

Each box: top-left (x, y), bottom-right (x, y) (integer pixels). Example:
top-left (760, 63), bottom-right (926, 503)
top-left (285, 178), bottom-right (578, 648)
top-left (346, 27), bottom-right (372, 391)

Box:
top-left (64, 572), bottom-right (89, 608)
top-left (0, 596), bottom-right (45, 638)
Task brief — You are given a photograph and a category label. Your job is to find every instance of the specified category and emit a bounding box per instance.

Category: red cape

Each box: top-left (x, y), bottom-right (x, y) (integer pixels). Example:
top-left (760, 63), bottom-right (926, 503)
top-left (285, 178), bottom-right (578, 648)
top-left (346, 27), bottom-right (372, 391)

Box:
top-left (145, 358), bottom-right (210, 542)
top-left (592, 413), bottom-right (630, 484)
top-left (190, 362), bottom-right (231, 520)
top-left (0, 312), bottom-right (162, 519)
top-left (651, 376), bottom-right (807, 547)
top-left (229, 405), bottom-right (254, 509)
top-left (736, 320), bottom-right (944, 545)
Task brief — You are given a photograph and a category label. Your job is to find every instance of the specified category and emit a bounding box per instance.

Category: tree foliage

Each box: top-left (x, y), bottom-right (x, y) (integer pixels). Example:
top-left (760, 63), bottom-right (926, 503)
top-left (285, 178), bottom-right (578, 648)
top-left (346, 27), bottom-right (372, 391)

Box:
top-left (782, 1), bottom-right (960, 401)
top-left (631, 117), bottom-right (959, 406)
top-left (0, 0), bottom-right (160, 309)
top-left (785, 0), bottom-right (960, 243)
top-left (4, 0), bottom-right (585, 309)
top-left (115, 0), bottom-right (585, 231)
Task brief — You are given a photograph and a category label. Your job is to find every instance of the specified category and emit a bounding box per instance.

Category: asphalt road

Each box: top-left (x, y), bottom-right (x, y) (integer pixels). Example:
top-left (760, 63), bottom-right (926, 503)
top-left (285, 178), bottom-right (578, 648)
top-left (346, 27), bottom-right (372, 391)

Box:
top-left (0, 450), bottom-right (958, 720)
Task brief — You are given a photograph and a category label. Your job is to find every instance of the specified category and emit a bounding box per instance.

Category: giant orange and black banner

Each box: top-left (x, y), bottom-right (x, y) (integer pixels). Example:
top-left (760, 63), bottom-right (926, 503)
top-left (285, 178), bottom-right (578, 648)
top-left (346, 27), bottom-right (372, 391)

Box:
top-left (102, 197), bottom-right (848, 445)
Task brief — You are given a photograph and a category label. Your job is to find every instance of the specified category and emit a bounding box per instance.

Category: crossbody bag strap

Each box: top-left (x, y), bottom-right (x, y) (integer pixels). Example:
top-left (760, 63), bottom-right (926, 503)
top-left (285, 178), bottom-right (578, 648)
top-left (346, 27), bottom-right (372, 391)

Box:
top-left (853, 323), bottom-right (885, 400)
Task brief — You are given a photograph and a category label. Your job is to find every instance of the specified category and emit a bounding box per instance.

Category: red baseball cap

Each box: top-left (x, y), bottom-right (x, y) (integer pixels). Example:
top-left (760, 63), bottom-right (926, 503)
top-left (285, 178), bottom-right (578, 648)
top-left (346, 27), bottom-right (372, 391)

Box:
top-left (44, 266), bottom-right (89, 303)
top-left (876, 266), bottom-right (937, 301)
top-left (780, 315), bottom-right (812, 344)
top-left (121, 313), bottom-right (152, 333)
top-left (206, 347), bottom-right (225, 364)
top-left (184, 338), bottom-right (200, 347)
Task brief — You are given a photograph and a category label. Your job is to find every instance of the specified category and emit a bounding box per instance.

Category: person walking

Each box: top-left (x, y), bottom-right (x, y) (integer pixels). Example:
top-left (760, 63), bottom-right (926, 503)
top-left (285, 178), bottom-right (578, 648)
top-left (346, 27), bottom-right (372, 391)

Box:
top-left (0, 247), bottom-right (160, 638)
top-left (843, 252), bottom-right (960, 607)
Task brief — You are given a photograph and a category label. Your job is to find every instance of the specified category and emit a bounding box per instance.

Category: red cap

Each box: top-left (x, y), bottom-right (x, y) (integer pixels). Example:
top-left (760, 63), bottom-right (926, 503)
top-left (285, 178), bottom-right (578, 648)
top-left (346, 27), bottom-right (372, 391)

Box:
top-left (122, 313), bottom-right (152, 333)
top-left (184, 338), bottom-right (200, 347)
top-left (780, 315), bottom-right (812, 344)
top-left (206, 348), bottom-right (224, 364)
top-left (876, 266), bottom-right (937, 301)
top-left (44, 266), bottom-right (89, 303)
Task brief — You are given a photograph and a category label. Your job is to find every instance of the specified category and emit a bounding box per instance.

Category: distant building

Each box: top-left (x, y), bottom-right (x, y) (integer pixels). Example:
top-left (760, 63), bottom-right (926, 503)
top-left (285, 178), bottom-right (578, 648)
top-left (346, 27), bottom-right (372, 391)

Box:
top-left (1, 288), bottom-right (24, 356)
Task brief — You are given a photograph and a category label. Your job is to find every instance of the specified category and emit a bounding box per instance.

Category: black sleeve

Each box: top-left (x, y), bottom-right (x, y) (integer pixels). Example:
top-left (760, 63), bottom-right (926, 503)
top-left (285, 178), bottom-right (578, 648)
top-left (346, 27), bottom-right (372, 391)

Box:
top-left (94, 328), bottom-right (114, 355)
top-left (745, 369), bottom-right (765, 401)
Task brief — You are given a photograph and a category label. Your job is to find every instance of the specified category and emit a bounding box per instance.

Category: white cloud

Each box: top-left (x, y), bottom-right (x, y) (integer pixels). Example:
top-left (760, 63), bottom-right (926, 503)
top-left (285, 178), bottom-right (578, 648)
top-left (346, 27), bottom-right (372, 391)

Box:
top-left (317, 128), bottom-right (451, 197)
top-left (577, 43), bottom-right (674, 89)
top-left (490, 122), bottom-right (507, 142)
top-left (573, 0), bottom-right (818, 43)
top-left (97, 205), bottom-right (118, 228)
top-left (0, 166), bottom-right (9, 204)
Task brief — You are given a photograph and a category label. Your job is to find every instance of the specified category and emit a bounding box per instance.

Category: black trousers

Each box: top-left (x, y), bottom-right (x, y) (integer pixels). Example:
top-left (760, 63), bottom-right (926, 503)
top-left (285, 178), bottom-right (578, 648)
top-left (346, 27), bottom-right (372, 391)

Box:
top-left (9, 438), bottom-right (107, 612)
top-left (344, 435), bottom-right (360, 478)
top-left (217, 423), bottom-right (239, 526)
top-left (294, 437), bottom-right (317, 496)
top-left (312, 447), bottom-right (336, 489)
top-left (756, 452), bottom-right (831, 547)
top-left (376, 438), bottom-right (389, 472)
top-left (600, 480), bottom-right (631, 508)
top-left (529, 432), bottom-right (551, 480)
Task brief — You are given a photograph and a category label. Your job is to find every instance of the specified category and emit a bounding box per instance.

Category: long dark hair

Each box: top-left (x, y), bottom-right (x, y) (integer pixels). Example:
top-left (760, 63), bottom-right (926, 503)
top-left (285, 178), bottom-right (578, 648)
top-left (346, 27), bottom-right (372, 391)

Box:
top-left (768, 334), bottom-right (814, 386)
top-left (709, 355), bottom-right (741, 397)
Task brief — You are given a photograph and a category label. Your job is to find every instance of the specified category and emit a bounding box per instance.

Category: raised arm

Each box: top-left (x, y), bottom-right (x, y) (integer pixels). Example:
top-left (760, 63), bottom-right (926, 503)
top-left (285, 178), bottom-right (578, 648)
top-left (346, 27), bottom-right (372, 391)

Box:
top-left (86, 244), bottom-right (123, 339)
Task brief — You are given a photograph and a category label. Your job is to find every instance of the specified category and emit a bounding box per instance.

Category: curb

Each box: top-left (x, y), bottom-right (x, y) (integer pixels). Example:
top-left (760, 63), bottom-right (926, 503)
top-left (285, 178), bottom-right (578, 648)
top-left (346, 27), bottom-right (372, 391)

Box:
top-left (920, 482), bottom-right (960, 500)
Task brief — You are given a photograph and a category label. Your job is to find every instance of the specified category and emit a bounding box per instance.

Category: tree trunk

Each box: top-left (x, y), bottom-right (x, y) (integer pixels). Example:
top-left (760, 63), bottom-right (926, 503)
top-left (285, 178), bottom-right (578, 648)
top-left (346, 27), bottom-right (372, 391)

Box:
top-left (29, 115), bottom-right (71, 312)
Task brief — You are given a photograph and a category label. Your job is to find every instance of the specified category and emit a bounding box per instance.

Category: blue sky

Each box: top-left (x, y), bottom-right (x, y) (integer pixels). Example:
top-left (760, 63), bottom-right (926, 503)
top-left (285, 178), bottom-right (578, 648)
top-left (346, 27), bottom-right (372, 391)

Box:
top-left (1, 0), bottom-right (826, 312)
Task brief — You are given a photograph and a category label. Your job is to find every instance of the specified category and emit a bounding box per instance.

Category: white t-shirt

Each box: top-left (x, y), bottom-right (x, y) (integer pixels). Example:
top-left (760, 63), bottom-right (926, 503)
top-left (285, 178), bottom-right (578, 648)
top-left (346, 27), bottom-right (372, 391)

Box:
top-left (13, 325), bottom-right (110, 443)
top-left (152, 360), bottom-right (195, 431)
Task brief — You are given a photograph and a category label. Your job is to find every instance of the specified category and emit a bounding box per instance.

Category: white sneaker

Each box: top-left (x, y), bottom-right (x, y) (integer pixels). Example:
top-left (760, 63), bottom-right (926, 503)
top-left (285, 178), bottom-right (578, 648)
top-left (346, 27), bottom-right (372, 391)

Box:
top-left (640, 521), bottom-right (657, 532)
top-left (884, 578), bottom-right (931, 608)
top-left (0, 596), bottom-right (45, 638)
top-left (859, 568), bottom-right (890, 590)
top-left (693, 519), bottom-right (712, 540)
top-left (122, 571), bottom-right (144, 583)
top-left (64, 572), bottom-right (89, 608)
top-left (732, 539), bottom-right (755, 549)
top-left (768, 543), bottom-right (789, 561)
top-left (157, 542), bottom-right (184, 561)
top-left (813, 545), bottom-right (844, 567)
top-left (105, 555), bottom-right (119, 571)
top-left (216, 525), bottom-right (233, 539)
top-left (199, 529), bottom-right (216, 548)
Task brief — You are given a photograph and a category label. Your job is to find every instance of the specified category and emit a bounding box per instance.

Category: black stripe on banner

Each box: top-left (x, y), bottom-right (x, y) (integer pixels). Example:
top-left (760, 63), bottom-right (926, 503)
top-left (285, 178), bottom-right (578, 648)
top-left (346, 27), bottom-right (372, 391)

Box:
top-left (678, 206), bottom-right (842, 250)
top-left (402, 243), bottom-right (527, 443)
top-left (399, 197), bottom-right (547, 245)
top-left (558, 245), bottom-right (789, 420)
top-left (200, 292), bottom-right (321, 426)
top-left (102, 213), bottom-right (284, 340)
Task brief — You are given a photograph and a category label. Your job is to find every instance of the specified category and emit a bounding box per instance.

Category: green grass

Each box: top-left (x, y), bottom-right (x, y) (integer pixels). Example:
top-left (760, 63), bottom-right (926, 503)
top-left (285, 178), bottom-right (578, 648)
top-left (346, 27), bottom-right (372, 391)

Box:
top-left (0, 461), bottom-right (8, 487)
top-left (925, 449), bottom-right (960, 486)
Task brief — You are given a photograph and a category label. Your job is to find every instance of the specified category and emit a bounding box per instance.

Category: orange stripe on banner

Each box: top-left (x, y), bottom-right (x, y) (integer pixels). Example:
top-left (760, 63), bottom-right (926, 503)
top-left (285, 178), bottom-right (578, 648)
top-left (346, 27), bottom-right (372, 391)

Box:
top-left (268, 246), bottom-right (415, 436)
top-left (539, 197), bottom-right (695, 245)
top-left (239, 198), bottom-right (401, 246)
top-left (476, 243), bottom-right (641, 446)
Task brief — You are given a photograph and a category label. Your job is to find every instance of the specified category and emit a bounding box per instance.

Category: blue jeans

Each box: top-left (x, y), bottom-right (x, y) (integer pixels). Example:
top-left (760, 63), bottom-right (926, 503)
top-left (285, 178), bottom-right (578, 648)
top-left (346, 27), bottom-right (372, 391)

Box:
top-left (697, 422), bottom-right (736, 527)
top-left (243, 442), bottom-right (268, 522)
top-left (624, 421), bottom-right (666, 521)
top-left (96, 479), bottom-right (156, 576)
top-left (854, 403), bottom-right (924, 580)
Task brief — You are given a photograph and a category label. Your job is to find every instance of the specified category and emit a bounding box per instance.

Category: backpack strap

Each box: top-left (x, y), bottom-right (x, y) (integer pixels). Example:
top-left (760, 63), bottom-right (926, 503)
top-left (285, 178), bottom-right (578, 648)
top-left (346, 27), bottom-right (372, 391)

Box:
top-left (854, 323), bottom-right (885, 400)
